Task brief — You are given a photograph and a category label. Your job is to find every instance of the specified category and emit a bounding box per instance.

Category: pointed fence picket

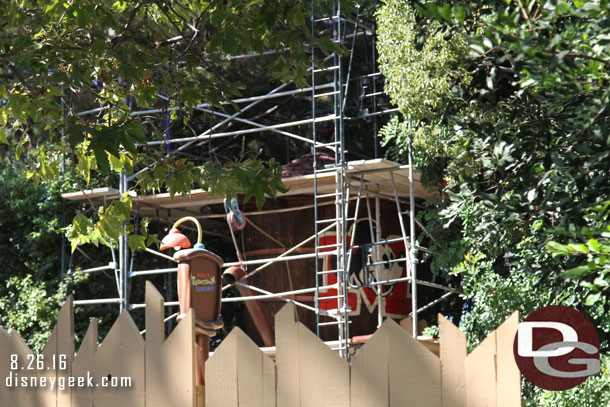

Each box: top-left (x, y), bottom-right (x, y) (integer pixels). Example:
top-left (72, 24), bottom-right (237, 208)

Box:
top-left (207, 303), bottom-right (521, 407)
top-left (1, 287), bottom-right (521, 407)
top-left (0, 282), bottom-right (197, 407)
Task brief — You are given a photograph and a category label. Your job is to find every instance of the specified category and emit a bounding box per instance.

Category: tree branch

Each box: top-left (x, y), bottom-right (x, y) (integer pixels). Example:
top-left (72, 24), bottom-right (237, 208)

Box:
top-left (516, 0), bottom-right (535, 35)
top-left (566, 52), bottom-right (610, 65)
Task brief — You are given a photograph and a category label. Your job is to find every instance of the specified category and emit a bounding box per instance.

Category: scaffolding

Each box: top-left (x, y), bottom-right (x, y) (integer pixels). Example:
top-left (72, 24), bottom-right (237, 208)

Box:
top-left (61, 1), bottom-right (459, 361)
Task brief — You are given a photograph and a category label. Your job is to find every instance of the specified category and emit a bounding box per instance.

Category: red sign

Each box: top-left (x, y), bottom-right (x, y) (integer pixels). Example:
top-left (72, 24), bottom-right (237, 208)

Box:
top-left (513, 306), bottom-right (600, 391)
top-left (318, 220), bottom-right (411, 318)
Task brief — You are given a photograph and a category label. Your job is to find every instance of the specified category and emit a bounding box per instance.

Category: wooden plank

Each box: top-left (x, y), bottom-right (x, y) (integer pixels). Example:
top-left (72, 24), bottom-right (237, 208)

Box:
top-left (261, 347), bottom-right (276, 407)
top-left (135, 173), bottom-right (337, 208)
top-left (439, 314), bottom-right (467, 407)
top-left (350, 322), bottom-right (389, 407)
top-left (61, 187), bottom-right (120, 201)
top-left (39, 323), bottom-right (59, 406)
top-left (145, 281), bottom-right (165, 349)
top-left (235, 328), bottom-right (264, 407)
top-left (197, 385), bottom-right (205, 407)
top-left (10, 332), bottom-right (37, 407)
top-left (145, 281), bottom-right (167, 407)
top-left (275, 303), bottom-right (300, 407)
top-left (205, 327), bottom-right (238, 407)
top-left (72, 319), bottom-right (98, 407)
top-left (0, 327), bottom-right (11, 407)
top-left (386, 319), bottom-right (441, 407)
top-left (399, 316), bottom-right (430, 337)
top-left (298, 322), bottom-right (350, 407)
top-left (57, 296), bottom-right (75, 407)
top-left (347, 158), bottom-right (397, 172)
top-left (93, 311), bottom-right (145, 407)
top-left (495, 312), bottom-right (520, 407)
top-left (159, 310), bottom-right (196, 407)
top-left (466, 332), bottom-right (497, 407)
top-left (129, 158), bottom-right (437, 209)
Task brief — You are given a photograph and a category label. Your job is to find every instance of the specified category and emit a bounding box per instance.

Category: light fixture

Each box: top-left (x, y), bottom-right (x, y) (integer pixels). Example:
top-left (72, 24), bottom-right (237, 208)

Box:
top-left (159, 216), bottom-right (205, 251)
top-left (157, 216), bottom-right (221, 386)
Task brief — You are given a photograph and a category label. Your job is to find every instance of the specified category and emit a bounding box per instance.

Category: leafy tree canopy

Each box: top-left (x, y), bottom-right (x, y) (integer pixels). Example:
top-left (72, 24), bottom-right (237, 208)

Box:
top-left (377, 0), bottom-right (609, 402)
top-left (0, 0), bottom-right (343, 250)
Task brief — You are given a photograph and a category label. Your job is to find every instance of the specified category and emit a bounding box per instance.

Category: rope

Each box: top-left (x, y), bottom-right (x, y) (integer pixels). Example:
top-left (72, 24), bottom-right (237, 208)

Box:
top-left (227, 216), bottom-right (244, 264)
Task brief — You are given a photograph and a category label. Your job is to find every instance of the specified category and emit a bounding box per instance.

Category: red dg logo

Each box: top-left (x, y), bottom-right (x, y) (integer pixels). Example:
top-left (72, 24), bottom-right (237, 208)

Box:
top-left (513, 305), bottom-right (600, 391)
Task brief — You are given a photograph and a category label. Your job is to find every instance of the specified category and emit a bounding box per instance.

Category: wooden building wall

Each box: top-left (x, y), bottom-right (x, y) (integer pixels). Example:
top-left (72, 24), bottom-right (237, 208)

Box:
top-left (241, 195), bottom-right (417, 346)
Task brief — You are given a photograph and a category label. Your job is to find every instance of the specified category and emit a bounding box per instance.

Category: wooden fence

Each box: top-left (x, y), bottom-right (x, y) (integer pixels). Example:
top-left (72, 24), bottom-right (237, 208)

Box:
top-left (0, 282), bottom-right (199, 407)
top-left (206, 303), bottom-right (521, 407)
top-left (1, 283), bottom-right (521, 407)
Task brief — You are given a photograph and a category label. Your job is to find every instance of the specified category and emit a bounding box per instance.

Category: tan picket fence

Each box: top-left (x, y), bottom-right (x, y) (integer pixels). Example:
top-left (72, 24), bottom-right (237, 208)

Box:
top-left (206, 303), bottom-right (521, 407)
top-left (0, 282), bottom-right (199, 407)
top-left (1, 282), bottom-right (521, 407)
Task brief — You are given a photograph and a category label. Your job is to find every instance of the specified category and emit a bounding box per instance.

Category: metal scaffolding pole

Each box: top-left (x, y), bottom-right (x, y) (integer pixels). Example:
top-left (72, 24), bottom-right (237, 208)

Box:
top-left (63, 3), bottom-right (453, 360)
top-left (118, 172), bottom-right (129, 312)
top-left (408, 127), bottom-right (418, 339)
top-left (146, 114), bottom-right (338, 146)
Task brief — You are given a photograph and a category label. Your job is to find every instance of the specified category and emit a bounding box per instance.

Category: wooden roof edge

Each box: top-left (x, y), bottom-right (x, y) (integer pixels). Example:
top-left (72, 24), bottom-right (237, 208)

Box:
top-left (61, 187), bottom-right (121, 201)
top-left (61, 159), bottom-right (444, 204)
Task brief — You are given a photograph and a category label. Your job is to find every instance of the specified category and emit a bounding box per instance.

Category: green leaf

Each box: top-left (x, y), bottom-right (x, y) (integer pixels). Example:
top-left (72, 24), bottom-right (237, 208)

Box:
top-left (547, 241), bottom-right (570, 255)
top-left (452, 5), bottom-right (466, 24)
top-left (584, 292), bottom-right (601, 306)
top-left (567, 243), bottom-right (589, 253)
top-left (561, 265), bottom-right (593, 279)
top-left (469, 43), bottom-right (485, 55)
top-left (108, 153), bottom-right (123, 173)
top-left (128, 235), bottom-right (147, 251)
top-left (439, 4), bottom-right (452, 23)
top-left (318, 36), bottom-right (336, 54)
top-left (587, 239), bottom-right (601, 253)
top-left (45, 0), bottom-right (60, 13)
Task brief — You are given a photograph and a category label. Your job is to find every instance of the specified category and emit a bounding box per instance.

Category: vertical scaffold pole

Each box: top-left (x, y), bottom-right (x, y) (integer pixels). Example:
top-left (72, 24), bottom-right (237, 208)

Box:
top-left (408, 124), bottom-right (417, 338)
top-left (311, 0), bottom-right (320, 338)
top-left (336, 0), bottom-right (350, 360)
top-left (118, 172), bottom-right (128, 312)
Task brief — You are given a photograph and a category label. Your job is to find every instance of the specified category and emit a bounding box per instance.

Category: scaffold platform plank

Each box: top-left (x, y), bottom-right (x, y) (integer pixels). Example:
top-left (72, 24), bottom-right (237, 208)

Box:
top-left (61, 159), bottom-right (440, 213)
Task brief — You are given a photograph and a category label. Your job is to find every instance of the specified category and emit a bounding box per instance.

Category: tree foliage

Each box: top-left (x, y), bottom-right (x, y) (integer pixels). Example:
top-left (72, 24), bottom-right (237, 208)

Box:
top-left (377, 0), bottom-right (610, 401)
top-left (0, 0), bottom-right (329, 250)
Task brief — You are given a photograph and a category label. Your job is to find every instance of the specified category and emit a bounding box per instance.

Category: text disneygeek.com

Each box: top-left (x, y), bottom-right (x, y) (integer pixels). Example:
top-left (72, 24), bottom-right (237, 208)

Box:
top-left (3, 353), bottom-right (132, 391)
top-left (4, 372), bottom-right (132, 391)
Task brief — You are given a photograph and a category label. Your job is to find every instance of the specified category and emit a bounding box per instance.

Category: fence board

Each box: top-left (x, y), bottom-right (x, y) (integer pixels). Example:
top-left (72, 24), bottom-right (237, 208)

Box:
top-left (0, 287), bottom-right (523, 407)
top-left (387, 319), bottom-right (441, 407)
top-left (40, 323), bottom-right (58, 406)
top-left (71, 319), bottom-right (97, 407)
top-left (205, 327), bottom-right (238, 407)
top-left (10, 332), bottom-right (37, 406)
top-left (0, 327), bottom-right (10, 407)
top-left (275, 303), bottom-right (300, 407)
top-left (57, 296), bottom-right (75, 407)
top-left (439, 314), bottom-right (467, 407)
top-left (236, 328), bottom-right (267, 407)
top-left (146, 282), bottom-right (177, 407)
top-left (161, 310), bottom-right (196, 407)
top-left (261, 344), bottom-right (276, 407)
top-left (467, 332), bottom-right (497, 407)
top-left (350, 321), bottom-right (389, 407)
top-left (496, 312), bottom-right (520, 407)
top-left (93, 311), bottom-right (145, 407)
top-left (298, 322), bottom-right (350, 407)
